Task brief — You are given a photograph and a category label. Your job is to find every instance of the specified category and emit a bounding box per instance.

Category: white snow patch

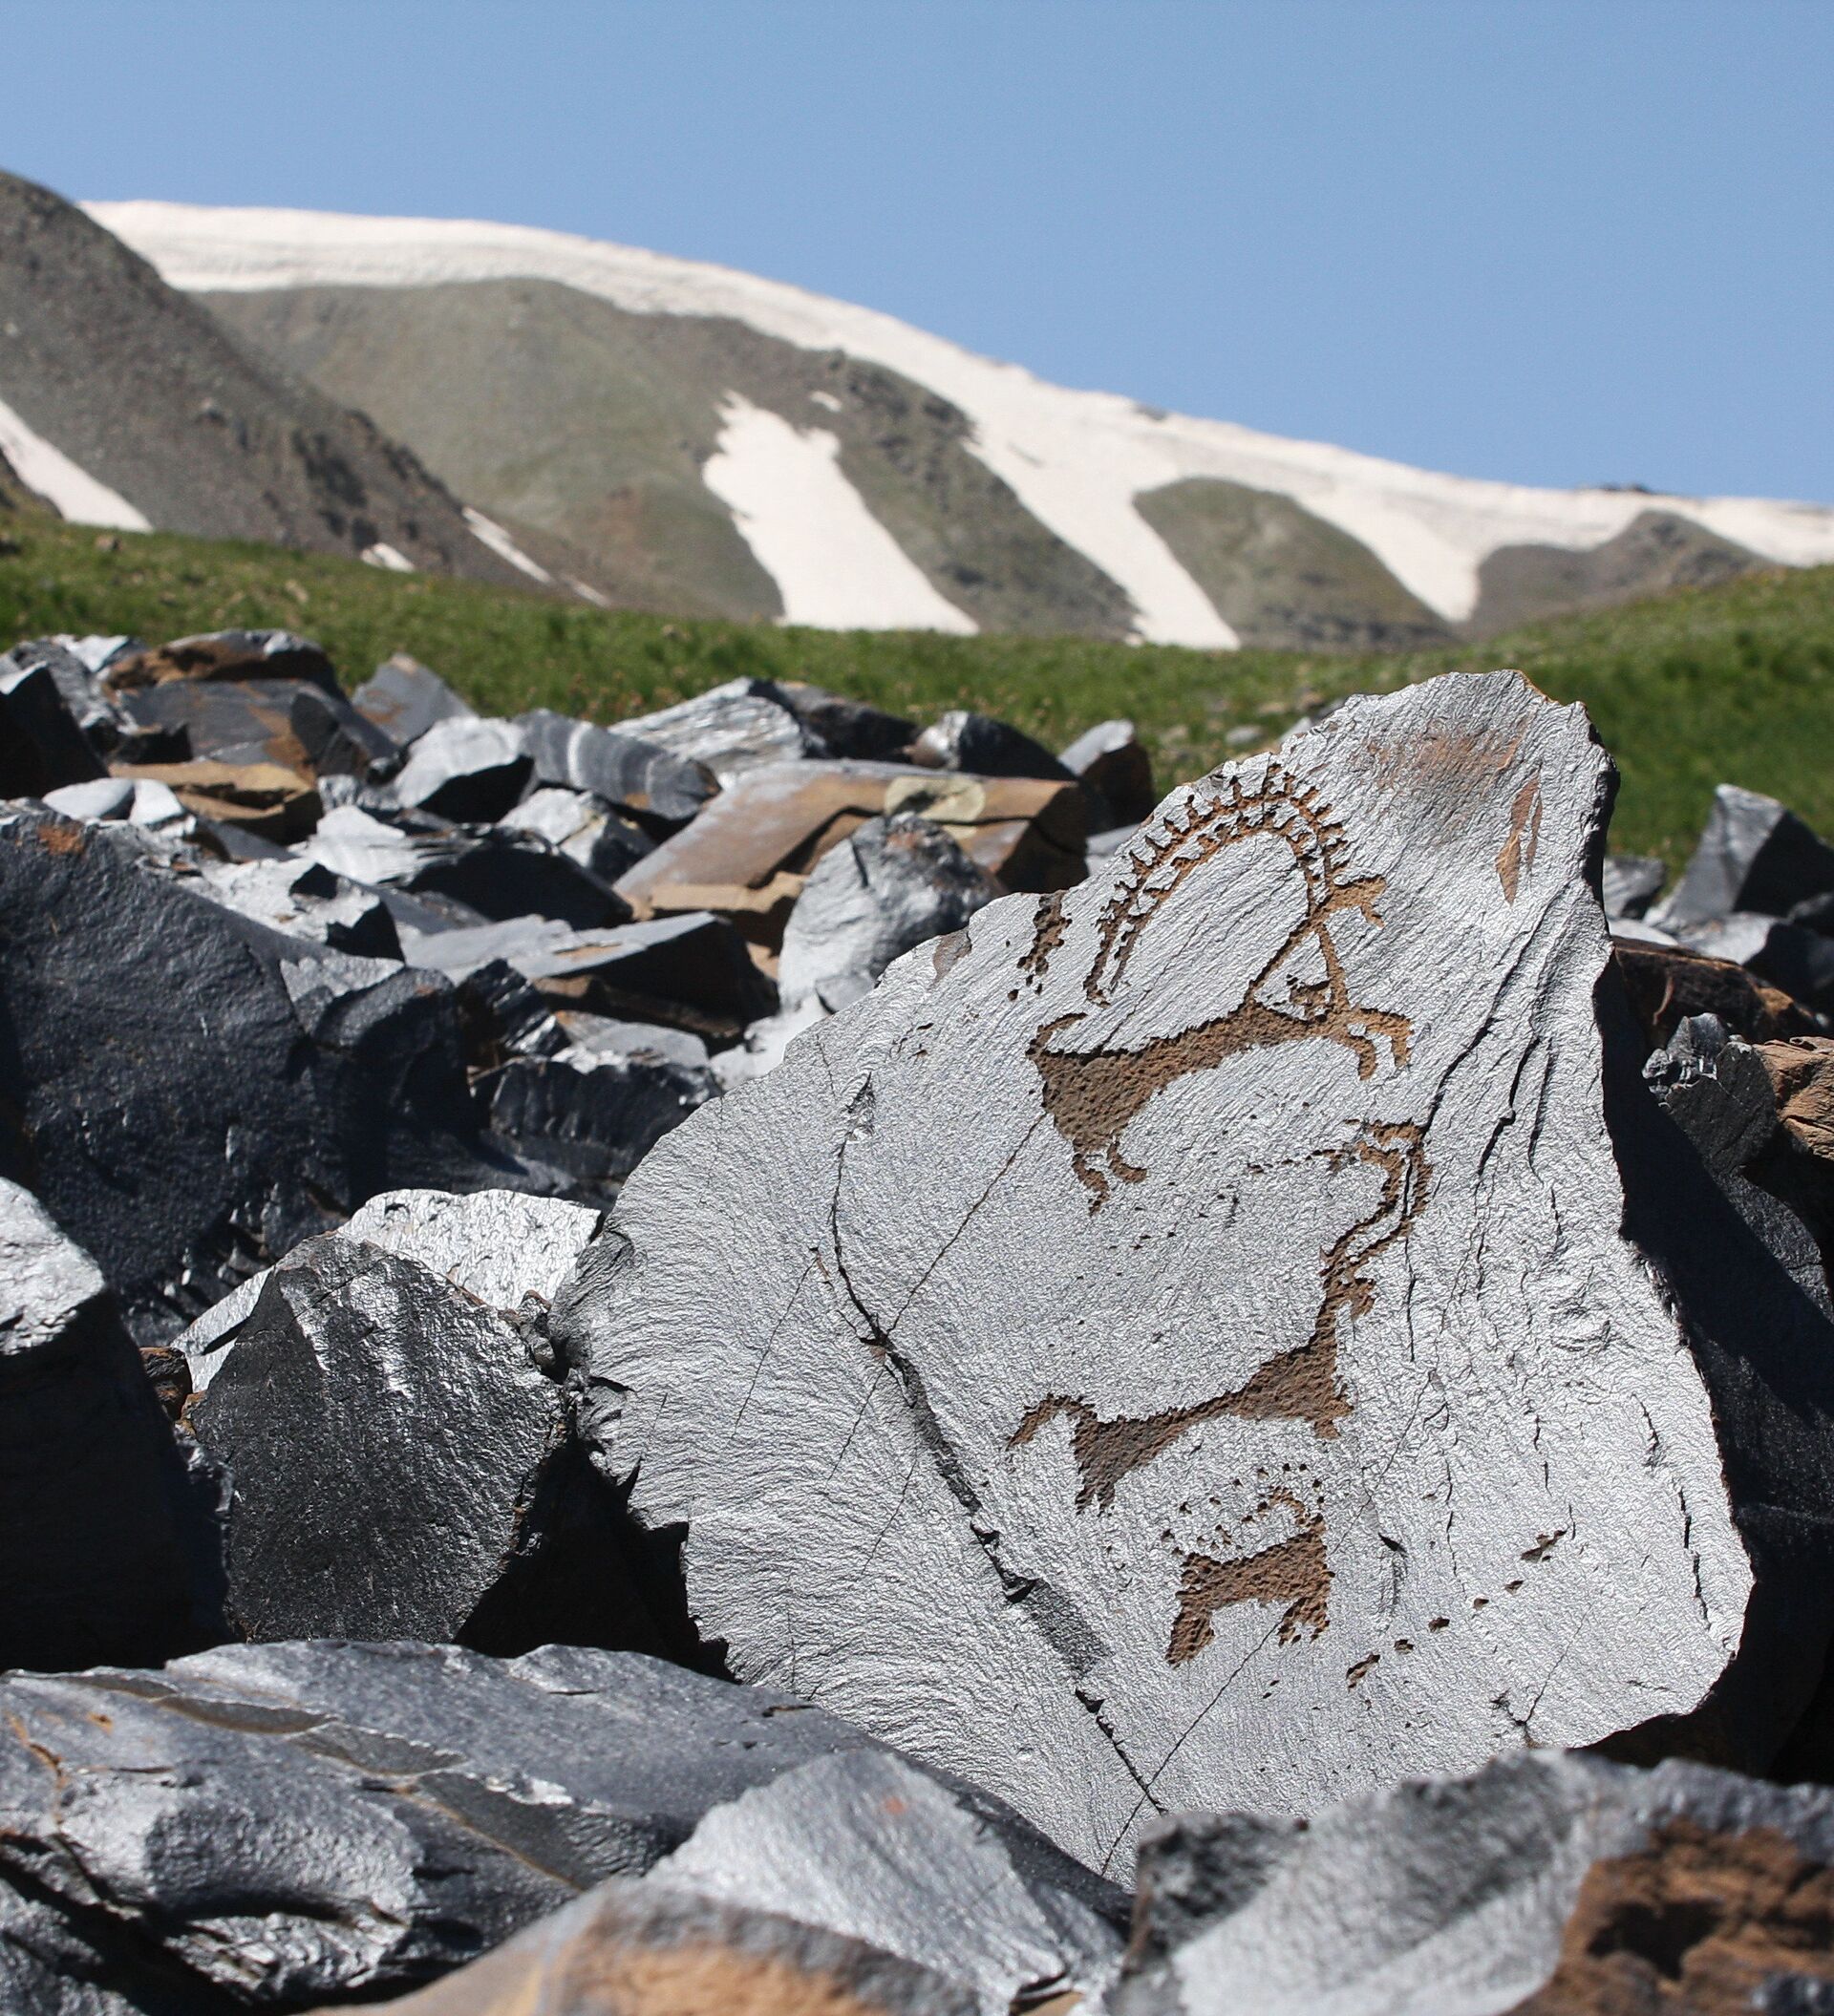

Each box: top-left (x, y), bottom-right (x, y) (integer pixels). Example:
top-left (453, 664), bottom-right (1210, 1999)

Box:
top-left (462, 503), bottom-right (554, 584)
top-left (89, 201), bottom-right (1834, 640)
top-left (567, 577), bottom-right (611, 607)
top-left (0, 392), bottom-right (150, 531)
top-left (361, 541), bottom-right (415, 572)
top-left (702, 394), bottom-right (976, 633)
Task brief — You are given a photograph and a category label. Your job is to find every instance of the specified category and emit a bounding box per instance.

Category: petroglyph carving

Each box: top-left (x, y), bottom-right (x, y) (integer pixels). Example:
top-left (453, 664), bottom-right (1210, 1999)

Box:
top-left (1028, 762), bottom-right (1412, 1204)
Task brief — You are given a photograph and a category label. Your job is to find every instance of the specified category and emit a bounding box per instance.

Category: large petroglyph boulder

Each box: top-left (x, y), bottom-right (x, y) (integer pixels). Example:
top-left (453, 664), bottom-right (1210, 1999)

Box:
top-left (554, 670), bottom-right (1834, 1876)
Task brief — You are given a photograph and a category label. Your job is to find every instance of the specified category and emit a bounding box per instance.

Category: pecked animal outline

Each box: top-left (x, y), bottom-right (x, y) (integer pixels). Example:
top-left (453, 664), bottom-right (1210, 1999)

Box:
top-left (1026, 759), bottom-right (1414, 1207)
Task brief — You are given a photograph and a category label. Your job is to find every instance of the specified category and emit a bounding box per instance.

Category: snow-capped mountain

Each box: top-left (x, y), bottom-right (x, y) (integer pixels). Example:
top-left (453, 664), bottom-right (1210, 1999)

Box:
top-left (64, 199), bottom-right (1834, 645)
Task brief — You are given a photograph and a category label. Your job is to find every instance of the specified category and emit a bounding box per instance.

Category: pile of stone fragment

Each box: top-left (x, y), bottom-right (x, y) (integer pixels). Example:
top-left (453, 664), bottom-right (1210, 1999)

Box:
top-left (11, 637), bottom-right (1834, 2014)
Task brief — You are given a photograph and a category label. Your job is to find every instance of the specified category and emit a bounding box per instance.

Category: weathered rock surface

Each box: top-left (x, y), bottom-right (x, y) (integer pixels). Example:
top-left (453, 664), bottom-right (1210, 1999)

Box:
top-left (104, 628), bottom-right (340, 694)
top-left (186, 1222), bottom-right (675, 1652)
top-left (352, 652), bottom-right (477, 749)
top-left (0, 1178), bottom-right (204, 1671)
top-left (117, 673), bottom-right (397, 780)
top-left (1657, 784), bottom-right (1834, 931)
top-left (0, 808), bottom-right (517, 1342)
top-left (516, 710), bottom-right (714, 824)
top-left (0, 1641), bottom-right (1107, 2015)
top-left (778, 814), bottom-right (999, 1010)
top-left (1601, 850), bottom-right (1666, 920)
top-left (480, 1044), bottom-right (716, 1198)
top-left (1673, 909), bottom-right (1834, 1016)
top-left (193, 856), bottom-right (402, 958)
top-left (0, 649), bottom-right (106, 796)
top-left (1612, 935), bottom-right (1819, 1049)
top-left (354, 1878), bottom-right (974, 2016)
top-left (113, 757), bottom-right (322, 841)
top-left (554, 670), bottom-right (1834, 1875)
top-left (615, 677), bottom-right (818, 785)
top-left (499, 784), bottom-right (654, 884)
top-left (1120, 1751), bottom-right (1834, 2016)
top-left (387, 716), bottom-right (532, 822)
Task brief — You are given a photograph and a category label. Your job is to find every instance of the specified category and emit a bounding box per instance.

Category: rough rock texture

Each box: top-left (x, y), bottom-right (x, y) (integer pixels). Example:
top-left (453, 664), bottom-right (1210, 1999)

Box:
top-left (1612, 936), bottom-right (1818, 1050)
top-left (1657, 785), bottom-right (1834, 931)
top-left (517, 710), bottom-right (714, 824)
top-left (480, 1045), bottom-right (716, 1198)
top-left (1601, 851), bottom-right (1665, 921)
top-left (0, 1641), bottom-right (1109, 2015)
top-left (352, 1878), bottom-right (975, 2016)
top-left (193, 856), bottom-right (402, 958)
top-left (387, 717), bottom-right (532, 822)
top-left (352, 652), bottom-right (477, 749)
top-left (1120, 1751), bottom-right (1834, 2016)
top-left (0, 808), bottom-right (515, 1342)
top-left (642, 1750), bottom-right (1123, 2014)
top-left (0, 1178), bottom-right (204, 1671)
top-left (105, 629), bottom-right (342, 693)
top-left (186, 1223), bottom-right (679, 1653)
top-left (553, 670), bottom-right (1834, 1876)
top-left (615, 678), bottom-right (818, 786)
top-left (772, 681), bottom-right (916, 764)
top-left (0, 651), bottom-right (106, 796)
top-left (1061, 717), bottom-right (1157, 832)
top-left (114, 758), bottom-right (322, 841)
top-left (500, 785), bottom-right (654, 885)
top-left (777, 814), bottom-right (1000, 1010)
top-left (117, 674), bottom-right (396, 780)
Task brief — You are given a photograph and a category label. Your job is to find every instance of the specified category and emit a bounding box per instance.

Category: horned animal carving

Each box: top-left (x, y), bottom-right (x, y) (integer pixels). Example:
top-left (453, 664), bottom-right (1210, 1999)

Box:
top-left (1027, 760), bottom-right (1414, 1205)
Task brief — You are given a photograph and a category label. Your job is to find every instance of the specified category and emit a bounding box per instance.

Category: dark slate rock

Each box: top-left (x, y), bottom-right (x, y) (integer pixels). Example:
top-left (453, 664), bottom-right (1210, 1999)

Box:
top-left (1645, 1015), bottom-right (1833, 1320)
top-left (499, 784), bottom-right (654, 884)
top-left (388, 717), bottom-right (532, 822)
top-left (777, 813), bottom-right (999, 1010)
top-left (0, 650), bottom-right (105, 795)
top-left (912, 708), bottom-right (1073, 782)
top-left (480, 1043), bottom-right (717, 1198)
top-left (0, 807), bottom-right (524, 1343)
top-left (614, 678), bottom-right (815, 786)
top-left (516, 710), bottom-right (715, 824)
top-left (1, 636), bottom-right (154, 760)
top-left (1674, 909), bottom-right (1834, 1014)
top-left (0, 1642), bottom-right (921, 2013)
top-left (352, 652), bottom-right (477, 750)
top-left (193, 857), bottom-right (402, 959)
top-left (187, 1227), bottom-right (670, 1653)
top-left (119, 676), bottom-right (396, 779)
top-left (1658, 784), bottom-right (1834, 929)
top-left (1602, 851), bottom-right (1666, 920)
top-left (104, 628), bottom-right (340, 695)
top-left (1612, 935), bottom-right (1820, 1050)
top-left (1059, 717), bottom-right (1157, 830)
top-left (0, 1178), bottom-right (206, 1672)
top-left (308, 804), bottom-right (629, 930)
top-left (406, 911), bottom-right (775, 1040)
top-left (1119, 1751), bottom-right (1834, 2016)
top-left (770, 679), bottom-right (917, 763)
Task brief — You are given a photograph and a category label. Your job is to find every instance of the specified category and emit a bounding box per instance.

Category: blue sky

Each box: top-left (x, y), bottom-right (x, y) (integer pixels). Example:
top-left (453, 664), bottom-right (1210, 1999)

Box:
top-left (5, 0), bottom-right (1829, 503)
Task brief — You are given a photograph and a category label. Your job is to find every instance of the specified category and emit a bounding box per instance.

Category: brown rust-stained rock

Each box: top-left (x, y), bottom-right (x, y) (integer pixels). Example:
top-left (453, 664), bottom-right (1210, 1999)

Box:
top-left (112, 756), bottom-right (322, 840)
top-left (1611, 935), bottom-right (1818, 1050)
top-left (615, 760), bottom-right (1084, 944)
top-left (554, 670), bottom-right (1834, 1877)
top-left (1118, 1751), bottom-right (1834, 2016)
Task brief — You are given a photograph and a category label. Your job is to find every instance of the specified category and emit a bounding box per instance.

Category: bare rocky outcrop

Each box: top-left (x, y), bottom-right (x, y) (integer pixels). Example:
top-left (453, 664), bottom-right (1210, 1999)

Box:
top-left (551, 670), bottom-right (1834, 1876)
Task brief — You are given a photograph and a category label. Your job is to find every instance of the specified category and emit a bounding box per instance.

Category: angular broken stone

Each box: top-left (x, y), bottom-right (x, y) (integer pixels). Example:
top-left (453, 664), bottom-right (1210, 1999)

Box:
top-left (43, 773), bottom-right (191, 832)
top-left (615, 676), bottom-right (819, 785)
top-left (117, 674), bottom-right (398, 779)
top-left (102, 626), bottom-right (339, 694)
top-left (0, 1641), bottom-right (983, 2013)
top-left (480, 1041), bottom-right (717, 1198)
top-left (1657, 783), bottom-right (1834, 930)
top-left (0, 1178), bottom-right (205, 1671)
top-left (1670, 908), bottom-right (1834, 1015)
top-left (1601, 851), bottom-right (1666, 920)
top-left (499, 783), bottom-right (654, 883)
top-left (616, 759), bottom-right (1085, 944)
top-left (773, 680), bottom-right (916, 763)
top-left (352, 651), bottom-right (478, 749)
top-left (1061, 717), bottom-right (1157, 835)
top-left (187, 1221), bottom-right (677, 1652)
top-left (194, 856), bottom-right (402, 959)
top-left (778, 813), bottom-right (1000, 1010)
top-left (0, 648), bottom-right (106, 796)
top-left (2, 636), bottom-right (152, 758)
top-left (388, 716), bottom-right (532, 822)
top-left (0, 808), bottom-right (522, 1342)
top-left (913, 708), bottom-right (1073, 783)
top-left (359, 1877), bottom-right (975, 2016)
top-left (111, 756), bottom-right (322, 841)
top-left (554, 669), bottom-right (1834, 1875)
top-left (1612, 935), bottom-right (1818, 1050)
top-left (1120, 1751), bottom-right (1834, 2016)
top-left (516, 709), bottom-right (715, 824)
top-left (643, 1749), bottom-right (1124, 2015)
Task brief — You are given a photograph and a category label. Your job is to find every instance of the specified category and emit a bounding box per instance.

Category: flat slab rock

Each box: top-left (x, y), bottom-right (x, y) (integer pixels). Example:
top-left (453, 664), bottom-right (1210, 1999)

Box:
top-left (0, 1641), bottom-right (1119, 2015)
top-left (1120, 1750), bottom-right (1834, 2016)
top-left (555, 669), bottom-right (1834, 1877)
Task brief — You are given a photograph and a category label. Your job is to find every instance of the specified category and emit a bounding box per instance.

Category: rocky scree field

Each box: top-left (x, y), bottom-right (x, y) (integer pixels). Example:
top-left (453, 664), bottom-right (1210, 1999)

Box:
top-left (14, 562), bottom-right (1834, 2013)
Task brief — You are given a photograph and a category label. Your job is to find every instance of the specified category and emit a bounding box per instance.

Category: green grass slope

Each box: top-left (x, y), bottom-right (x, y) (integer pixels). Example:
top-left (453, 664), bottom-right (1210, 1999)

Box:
top-left (6, 517), bottom-right (1833, 868)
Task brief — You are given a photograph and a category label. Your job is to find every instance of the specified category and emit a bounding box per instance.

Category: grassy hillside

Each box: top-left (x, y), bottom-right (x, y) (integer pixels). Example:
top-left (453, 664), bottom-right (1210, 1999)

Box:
top-left (6, 516), bottom-right (1834, 867)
